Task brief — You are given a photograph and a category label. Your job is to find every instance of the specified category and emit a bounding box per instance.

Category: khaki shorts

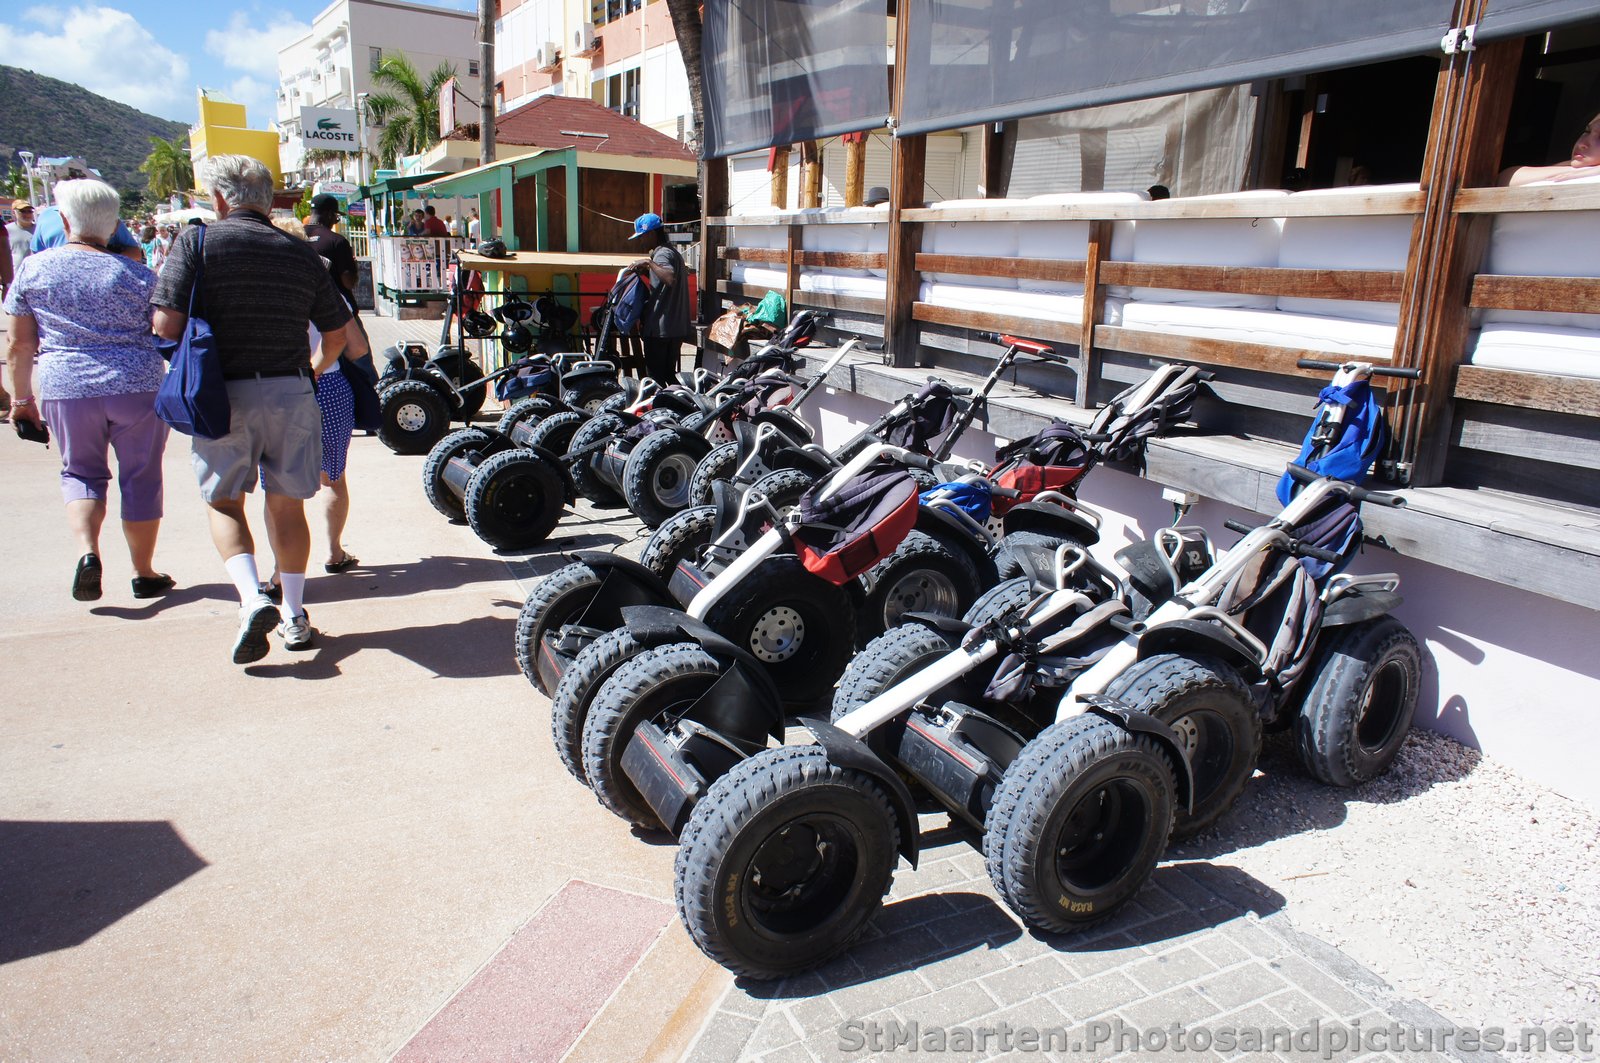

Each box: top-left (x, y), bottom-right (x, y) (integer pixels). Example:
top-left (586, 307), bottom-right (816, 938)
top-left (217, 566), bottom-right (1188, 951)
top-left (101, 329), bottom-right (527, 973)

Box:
top-left (192, 374), bottom-right (323, 502)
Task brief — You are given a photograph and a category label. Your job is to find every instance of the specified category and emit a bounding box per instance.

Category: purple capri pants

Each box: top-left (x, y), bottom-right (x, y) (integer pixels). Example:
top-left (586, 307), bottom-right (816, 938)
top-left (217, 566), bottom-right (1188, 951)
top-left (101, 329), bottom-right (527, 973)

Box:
top-left (38, 392), bottom-right (170, 521)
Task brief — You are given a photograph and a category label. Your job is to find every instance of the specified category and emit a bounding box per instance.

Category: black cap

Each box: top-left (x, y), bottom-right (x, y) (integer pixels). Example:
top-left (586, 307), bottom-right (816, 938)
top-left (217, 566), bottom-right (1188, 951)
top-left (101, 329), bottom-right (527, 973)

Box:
top-left (310, 193), bottom-right (342, 215)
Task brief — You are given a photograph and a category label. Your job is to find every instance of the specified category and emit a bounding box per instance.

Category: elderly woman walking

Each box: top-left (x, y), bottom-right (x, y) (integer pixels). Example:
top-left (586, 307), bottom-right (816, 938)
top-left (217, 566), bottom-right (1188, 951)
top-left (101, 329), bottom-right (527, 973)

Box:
top-left (3, 179), bottom-right (172, 601)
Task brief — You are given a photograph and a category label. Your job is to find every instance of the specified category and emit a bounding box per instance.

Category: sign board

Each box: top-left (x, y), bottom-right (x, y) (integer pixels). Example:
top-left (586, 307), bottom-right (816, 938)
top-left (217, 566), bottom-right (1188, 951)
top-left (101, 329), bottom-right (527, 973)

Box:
top-left (300, 106), bottom-right (361, 153)
top-left (440, 77), bottom-right (457, 138)
top-left (314, 180), bottom-right (359, 199)
top-left (354, 258), bottom-right (375, 311)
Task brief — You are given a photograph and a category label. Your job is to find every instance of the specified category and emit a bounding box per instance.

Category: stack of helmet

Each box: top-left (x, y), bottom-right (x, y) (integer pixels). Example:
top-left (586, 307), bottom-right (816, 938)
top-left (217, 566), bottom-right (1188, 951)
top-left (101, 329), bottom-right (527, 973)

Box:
top-left (496, 295), bottom-right (538, 354)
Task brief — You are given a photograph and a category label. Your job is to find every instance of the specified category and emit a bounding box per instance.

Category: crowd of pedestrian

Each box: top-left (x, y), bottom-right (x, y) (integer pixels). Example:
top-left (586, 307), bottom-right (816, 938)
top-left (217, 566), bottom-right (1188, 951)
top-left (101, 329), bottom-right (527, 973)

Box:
top-left (2, 156), bottom-right (369, 665)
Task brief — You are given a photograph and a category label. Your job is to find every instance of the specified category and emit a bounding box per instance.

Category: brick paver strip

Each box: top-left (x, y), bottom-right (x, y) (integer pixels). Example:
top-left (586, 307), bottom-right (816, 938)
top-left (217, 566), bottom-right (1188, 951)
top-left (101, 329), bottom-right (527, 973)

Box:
top-left (394, 880), bottom-right (669, 1063)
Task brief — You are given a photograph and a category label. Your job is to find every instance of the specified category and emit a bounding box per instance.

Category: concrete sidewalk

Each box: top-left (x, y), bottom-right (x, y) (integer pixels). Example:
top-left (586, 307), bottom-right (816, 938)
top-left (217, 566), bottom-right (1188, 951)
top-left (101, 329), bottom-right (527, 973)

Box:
top-left (1, 312), bottom-right (1511, 1062)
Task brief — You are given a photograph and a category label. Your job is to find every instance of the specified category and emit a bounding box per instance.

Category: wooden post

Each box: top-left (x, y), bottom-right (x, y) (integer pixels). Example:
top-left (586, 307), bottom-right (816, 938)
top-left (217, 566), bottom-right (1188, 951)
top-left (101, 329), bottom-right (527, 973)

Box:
top-left (800, 140), bottom-right (823, 208)
top-left (844, 137), bottom-right (867, 206)
top-left (885, 4), bottom-right (925, 367)
top-left (785, 223), bottom-right (800, 309)
top-left (564, 162), bottom-right (580, 252)
top-left (770, 147), bottom-right (791, 209)
top-left (699, 155), bottom-right (729, 327)
top-left (1076, 220), bottom-right (1112, 407)
top-left (980, 122), bottom-right (1013, 198)
top-left (1403, 33), bottom-right (1520, 486)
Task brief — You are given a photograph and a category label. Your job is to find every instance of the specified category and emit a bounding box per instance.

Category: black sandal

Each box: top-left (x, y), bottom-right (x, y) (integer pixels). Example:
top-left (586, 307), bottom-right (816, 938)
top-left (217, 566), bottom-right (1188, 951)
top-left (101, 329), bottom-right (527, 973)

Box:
top-left (132, 573), bottom-right (176, 599)
top-left (72, 554), bottom-right (103, 602)
top-left (324, 555), bottom-right (359, 574)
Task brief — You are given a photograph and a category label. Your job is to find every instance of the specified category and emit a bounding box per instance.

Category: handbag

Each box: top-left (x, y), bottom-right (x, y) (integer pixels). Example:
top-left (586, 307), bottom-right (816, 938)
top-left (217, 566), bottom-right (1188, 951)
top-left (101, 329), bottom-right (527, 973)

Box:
top-left (707, 307), bottom-right (744, 349)
top-left (154, 226), bottom-right (231, 439)
top-left (340, 354), bottom-right (383, 431)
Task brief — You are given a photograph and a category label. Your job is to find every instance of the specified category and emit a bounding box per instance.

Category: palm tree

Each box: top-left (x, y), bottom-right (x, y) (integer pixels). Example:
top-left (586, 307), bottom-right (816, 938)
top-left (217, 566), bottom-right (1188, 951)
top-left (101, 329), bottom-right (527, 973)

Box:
top-left (139, 135), bottom-right (194, 199)
top-left (364, 52), bottom-right (458, 168)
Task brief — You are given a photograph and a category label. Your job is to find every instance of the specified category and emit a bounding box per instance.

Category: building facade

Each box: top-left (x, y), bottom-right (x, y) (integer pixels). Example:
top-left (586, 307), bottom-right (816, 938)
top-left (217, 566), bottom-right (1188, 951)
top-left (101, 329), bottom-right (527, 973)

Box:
top-left (494, 0), bottom-right (691, 145)
top-left (276, 0), bottom-right (483, 187)
top-left (191, 94), bottom-right (283, 188)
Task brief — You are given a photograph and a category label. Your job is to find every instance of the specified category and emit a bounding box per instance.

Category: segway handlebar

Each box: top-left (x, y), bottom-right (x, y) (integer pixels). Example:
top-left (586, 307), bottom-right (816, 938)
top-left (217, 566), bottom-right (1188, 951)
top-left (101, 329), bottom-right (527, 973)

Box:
top-left (1295, 358), bottom-right (1422, 380)
top-left (975, 331), bottom-right (1073, 365)
top-left (1285, 463), bottom-right (1405, 507)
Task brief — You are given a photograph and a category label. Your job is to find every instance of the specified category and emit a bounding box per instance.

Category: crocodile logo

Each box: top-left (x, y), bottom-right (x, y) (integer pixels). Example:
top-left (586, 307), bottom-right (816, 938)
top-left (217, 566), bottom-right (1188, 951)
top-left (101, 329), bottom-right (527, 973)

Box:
top-left (316, 117), bottom-right (341, 130)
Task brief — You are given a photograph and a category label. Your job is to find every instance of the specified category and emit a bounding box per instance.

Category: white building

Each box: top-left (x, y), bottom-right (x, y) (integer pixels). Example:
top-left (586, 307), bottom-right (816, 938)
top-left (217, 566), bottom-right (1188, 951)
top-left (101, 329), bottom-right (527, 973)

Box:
top-left (494, 0), bottom-right (690, 143)
top-left (276, 0), bottom-right (483, 185)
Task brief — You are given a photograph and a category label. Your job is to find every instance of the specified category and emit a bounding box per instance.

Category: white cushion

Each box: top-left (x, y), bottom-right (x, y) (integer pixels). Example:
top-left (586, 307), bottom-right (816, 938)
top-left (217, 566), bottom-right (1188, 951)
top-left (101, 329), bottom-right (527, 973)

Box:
top-left (1116, 300), bottom-right (1399, 359)
top-left (798, 273), bottom-right (887, 299)
top-left (1127, 190), bottom-right (1289, 309)
top-left (728, 263), bottom-right (787, 291)
top-left (1483, 210), bottom-right (1600, 330)
top-left (1470, 322), bottom-right (1600, 379)
top-left (1277, 213), bottom-right (1412, 324)
top-left (804, 223), bottom-right (871, 278)
top-left (918, 281), bottom-right (1089, 325)
top-left (727, 225), bottom-right (787, 250)
top-left (921, 199), bottom-right (1023, 289)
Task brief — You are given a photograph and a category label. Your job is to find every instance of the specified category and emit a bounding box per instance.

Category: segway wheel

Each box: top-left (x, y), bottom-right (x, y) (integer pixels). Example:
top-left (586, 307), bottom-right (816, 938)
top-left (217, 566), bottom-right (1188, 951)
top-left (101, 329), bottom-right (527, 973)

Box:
top-left (566, 377), bottom-right (623, 413)
top-left (831, 624), bottom-right (964, 726)
top-left (984, 714), bottom-right (1175, 933)
top-left (422, 427), bottom-right (492, 522)
top-left (551, 627), bottom-right (644, 785)
top-left (703, 557), bottom-right (857, 710)
top-left (566, 413), bottom-right (627, 507)
top-left (583, 641), bottom-right (723, 829)
top-left (688, 441), bottom-right (740, 507)
top-left (496, 395), bottom-right (564, 435)
top-left (515, 560), bottom-right (609, 694)
top-left (623, 430), bottom-right (703, 528)
top-left (962, 577), bottom-right (1035, 627)
top-left (639, 506), bottom-right (716, 582)
top-left (596, 391), bottom-right (633, 416)
top-left (675, 745), bottom-right (900, 979)
top-left (378, 379), bottom-right (451, 455)
top-left (1103, 653), bottom-right (1259, 839)
top-left (463, 449), bottom-right (566, 552)
top-left (856, 530), bottom-right (981, 644)
top-left (746, 468), bottom-right (817, 521)
top-left (1294, 616), bottom-right (1421, 787)
top-left (525, 410), bottom-right (586, 457)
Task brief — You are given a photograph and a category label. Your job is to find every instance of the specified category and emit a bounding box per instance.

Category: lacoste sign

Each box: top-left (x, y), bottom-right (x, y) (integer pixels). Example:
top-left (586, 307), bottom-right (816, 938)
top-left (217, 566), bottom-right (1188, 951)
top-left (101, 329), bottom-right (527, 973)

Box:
top-left (300, 106), bottom-right (361, 153)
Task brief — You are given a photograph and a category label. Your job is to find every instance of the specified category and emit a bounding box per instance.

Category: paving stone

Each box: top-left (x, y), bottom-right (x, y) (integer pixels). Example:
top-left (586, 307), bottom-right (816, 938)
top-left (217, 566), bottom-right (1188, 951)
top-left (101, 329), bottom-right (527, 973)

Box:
top-left (1193, 935), bottom-right (1249, 970)
top-left (1206, 1002), bottom-right (1292, 1061)
top-left (1122, 909), bottom-right (1225, 950)
top-left (924, 900), bottom-right (1024, 952)
top-left (829, 967), bottom-right (932, 1022)
top-left (1117, 985), bottom-right (1223, 1031)
top-left (872, 890), bottom-right (958, 933)
top-left (1052, 942), bottom-right (1146, 982)
top-left (808, 952), bottom-right (866, 992)
top-left (784, 992), bottom-right (843, 1039)
top-left (743, 1010), bottom-right (804, 1057)
top-left (1047, 970), bottom-right (1145, 1020)
top-left (977, 955), bottom-right (1072, 1007)
top-left (717, 985), bottom-right (771, 1021)
top-left (686, 1013), bottom-right (758, 1063)
top-left (1217, 917), bottom-right (1287, 960)
top-left (757, 1042), bottom-right (821, 1063)
top-left (884, 979), bottom-right (1000, 1026)
top-left (844, 924), bottom-right (948, 980)
top-left (1263, 987), bottom-right (1339, 1026)
top-left (1122, 947), bottom-right (1218, 994)
top-left (1266, 954), bottom-right (1378, 1018)
top-left (1193, 960), bottom-right (1291, 1011)
top-left (918, 942), bottom-right (1016, 991)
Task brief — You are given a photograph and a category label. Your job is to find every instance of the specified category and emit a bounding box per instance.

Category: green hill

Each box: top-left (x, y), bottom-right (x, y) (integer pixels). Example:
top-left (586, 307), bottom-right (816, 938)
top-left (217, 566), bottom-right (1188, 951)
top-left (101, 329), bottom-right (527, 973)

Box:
top-left (0, 65), bottom-right (189, 212)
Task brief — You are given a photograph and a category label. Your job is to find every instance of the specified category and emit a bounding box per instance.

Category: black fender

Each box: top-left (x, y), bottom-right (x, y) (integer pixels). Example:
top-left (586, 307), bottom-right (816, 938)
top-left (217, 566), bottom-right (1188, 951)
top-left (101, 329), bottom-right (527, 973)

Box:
top-left (1078, 695), bottom-right (1196, 816)
top-left (1136, 619), bottom-right (1264, 681)
top-left (1322, 589), bottom-right (1403, 627)
top-left (618, 604), bottom-right (787, 746)
top-left (914, 506), bottom-right (999, 585)
top-left (569, 550), bottom-right (677, 613)
top-left (770, 445), bottom-right (835, 478)
top-left (560, 364), bottom-right (619, 389)
top-left (797, 717), bottom-right (920, 866)
top-left (751, 406), bottom-right (814, 444)
top-left (427, 347), bottom-right (479, 379)
top-left (1002, 500), bottom-right (1101, 548)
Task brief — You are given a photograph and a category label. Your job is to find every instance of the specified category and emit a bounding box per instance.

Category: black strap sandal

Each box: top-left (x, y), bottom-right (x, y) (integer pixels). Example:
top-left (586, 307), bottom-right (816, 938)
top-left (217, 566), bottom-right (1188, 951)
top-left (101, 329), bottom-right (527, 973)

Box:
top-left (72, 554), bottom-right (103, 602)
top-left (324, 556), bottom-right (359, 574)
top-left (132, 574), bottom-right (176, 599)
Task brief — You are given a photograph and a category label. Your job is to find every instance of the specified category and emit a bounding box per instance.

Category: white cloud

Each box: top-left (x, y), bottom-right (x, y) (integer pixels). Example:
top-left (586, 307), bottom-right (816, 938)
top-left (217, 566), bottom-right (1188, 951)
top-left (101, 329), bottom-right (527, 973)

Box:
top-left (0, 6), bottom-right (191, 119)
top-left (205, 12), bottom-right (309, 78)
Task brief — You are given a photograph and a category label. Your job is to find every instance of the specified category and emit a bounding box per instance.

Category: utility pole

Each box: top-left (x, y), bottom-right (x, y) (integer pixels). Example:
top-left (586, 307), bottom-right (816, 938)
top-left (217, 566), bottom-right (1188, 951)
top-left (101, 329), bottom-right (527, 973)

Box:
top-left (478, 0), bottom-right (495, 168)
top-left (18, 151), bottom-right (38, 208)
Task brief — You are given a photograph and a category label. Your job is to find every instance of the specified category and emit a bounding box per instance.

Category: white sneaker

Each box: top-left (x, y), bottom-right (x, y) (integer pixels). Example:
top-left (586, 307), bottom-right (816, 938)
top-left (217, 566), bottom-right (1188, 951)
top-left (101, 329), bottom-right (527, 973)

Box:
top-left (233, 595), bottom-right (279, 664)
top-left (278, 611), bottom-right (315, 651)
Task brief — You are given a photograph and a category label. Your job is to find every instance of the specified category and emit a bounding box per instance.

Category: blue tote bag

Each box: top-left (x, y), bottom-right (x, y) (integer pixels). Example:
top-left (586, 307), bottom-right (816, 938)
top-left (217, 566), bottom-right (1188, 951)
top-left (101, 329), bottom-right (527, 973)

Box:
top-left (155, 225), bottom-right (231, 439)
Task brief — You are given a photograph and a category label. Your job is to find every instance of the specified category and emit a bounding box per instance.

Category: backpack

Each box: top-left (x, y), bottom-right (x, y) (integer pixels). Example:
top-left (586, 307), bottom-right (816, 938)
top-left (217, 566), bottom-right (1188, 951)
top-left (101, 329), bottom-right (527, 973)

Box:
top-left (989, 421), bottom-right (1091, 514)
top-left (792, 461), bottom-right (920, 585)
top-left (609, 269), bottom-right (653, 335)
top-left (885, 382), bottom-right (957, 451)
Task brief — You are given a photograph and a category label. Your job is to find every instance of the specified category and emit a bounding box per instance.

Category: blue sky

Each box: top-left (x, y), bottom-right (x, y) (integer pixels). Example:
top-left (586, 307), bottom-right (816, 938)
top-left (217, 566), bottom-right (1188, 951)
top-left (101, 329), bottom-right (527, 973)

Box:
top-left (0, 0), bottom-right (474, 127)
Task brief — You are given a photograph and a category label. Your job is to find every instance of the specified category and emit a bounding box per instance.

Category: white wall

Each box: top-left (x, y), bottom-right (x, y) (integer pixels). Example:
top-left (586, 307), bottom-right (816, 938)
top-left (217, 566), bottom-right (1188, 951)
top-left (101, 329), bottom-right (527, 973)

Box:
top-left (804, 383), bottom-right (1600, 811)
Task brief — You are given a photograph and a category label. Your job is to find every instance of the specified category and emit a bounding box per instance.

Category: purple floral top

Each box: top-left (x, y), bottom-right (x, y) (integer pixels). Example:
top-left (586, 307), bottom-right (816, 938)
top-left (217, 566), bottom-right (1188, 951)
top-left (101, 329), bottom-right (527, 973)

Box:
top-left (2, 246), bottom-right (166, 400)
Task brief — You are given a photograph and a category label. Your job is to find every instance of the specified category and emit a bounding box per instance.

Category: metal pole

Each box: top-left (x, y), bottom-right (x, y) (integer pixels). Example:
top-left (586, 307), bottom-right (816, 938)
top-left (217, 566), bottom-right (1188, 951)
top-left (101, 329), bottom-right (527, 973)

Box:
top-left (18, 151), bottom-right (37, 207)
top-left (356, 92), bottom-right (369, 186)
top-left (478, 0), bottom-right (495, 168)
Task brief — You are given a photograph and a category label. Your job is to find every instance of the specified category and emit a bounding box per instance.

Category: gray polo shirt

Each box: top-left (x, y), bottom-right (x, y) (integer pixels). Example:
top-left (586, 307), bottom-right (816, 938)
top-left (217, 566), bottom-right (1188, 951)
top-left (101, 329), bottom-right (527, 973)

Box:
top-left (152, 211), bottom-right (349, 373)
top-left (646, 242), bottom-right (690, 340)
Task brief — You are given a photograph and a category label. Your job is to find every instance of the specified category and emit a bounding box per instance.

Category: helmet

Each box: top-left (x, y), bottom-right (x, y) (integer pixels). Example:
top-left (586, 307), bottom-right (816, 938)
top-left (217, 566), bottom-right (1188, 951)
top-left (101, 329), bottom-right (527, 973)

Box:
top-left (501, 322), bottom-right (534, 354)
top-left (476, 239), bottom-right (508, 259)
top-left (461, 309), bottom-right (498, 338)
top-left (496, 295), bottom-right (537, 323)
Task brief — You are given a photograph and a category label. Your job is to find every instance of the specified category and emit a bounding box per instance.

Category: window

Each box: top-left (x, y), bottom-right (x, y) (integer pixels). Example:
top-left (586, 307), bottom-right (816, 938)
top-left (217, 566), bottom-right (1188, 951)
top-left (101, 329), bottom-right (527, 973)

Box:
top-left (369, 46), bottom-right (383, 73)
top-left (469, 59), bottom-right (480, 77)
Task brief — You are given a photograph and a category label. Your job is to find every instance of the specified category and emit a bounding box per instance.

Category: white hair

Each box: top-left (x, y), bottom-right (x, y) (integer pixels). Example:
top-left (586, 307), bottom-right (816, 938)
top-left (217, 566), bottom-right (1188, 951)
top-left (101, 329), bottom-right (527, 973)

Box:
top-left (53, 179), bottom-right (122, 243)
top-left (202, 154), bottom-right (274, 213)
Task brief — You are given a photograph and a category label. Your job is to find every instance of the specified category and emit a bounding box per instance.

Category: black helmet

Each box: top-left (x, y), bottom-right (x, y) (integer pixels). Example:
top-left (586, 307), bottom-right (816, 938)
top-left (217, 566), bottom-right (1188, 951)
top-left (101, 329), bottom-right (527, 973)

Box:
top-left (476, 239), bottom-right (508, 259)
top-left (496, 294), bottom-right (537, 323)
top-left (462, 309), bottom-right (498, 338)
top-left (501, 322), bottom-right (534, 353)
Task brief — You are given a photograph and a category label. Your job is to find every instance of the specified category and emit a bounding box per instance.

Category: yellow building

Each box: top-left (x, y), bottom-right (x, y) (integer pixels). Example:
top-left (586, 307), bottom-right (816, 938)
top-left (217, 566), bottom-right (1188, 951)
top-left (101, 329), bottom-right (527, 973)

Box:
top-left (189, 92), bottom-right (284, 187)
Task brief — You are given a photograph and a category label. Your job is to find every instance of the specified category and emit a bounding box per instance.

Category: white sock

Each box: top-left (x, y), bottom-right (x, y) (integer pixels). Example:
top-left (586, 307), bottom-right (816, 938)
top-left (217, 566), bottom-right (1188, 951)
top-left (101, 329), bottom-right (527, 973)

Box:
top-left (224, 553), bottom-right (262, 605)
top-left (280, 572), bottom-right (307, 620)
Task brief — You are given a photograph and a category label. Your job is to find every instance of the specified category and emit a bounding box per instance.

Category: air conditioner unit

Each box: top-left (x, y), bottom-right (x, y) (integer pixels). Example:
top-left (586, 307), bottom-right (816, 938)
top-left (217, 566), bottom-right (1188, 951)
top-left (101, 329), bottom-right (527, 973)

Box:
top-left (572, 23), bottom-right (595, 53)
top-left (537, 41), bottom-right (559, 69)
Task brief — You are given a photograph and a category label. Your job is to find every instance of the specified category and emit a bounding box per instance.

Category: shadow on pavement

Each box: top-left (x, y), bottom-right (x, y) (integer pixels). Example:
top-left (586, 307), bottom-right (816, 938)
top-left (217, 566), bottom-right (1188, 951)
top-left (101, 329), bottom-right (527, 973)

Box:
top-left (0, 820), bottom-right (208, 965)
top-left (89, 582), bottom-right (235, 619)
top-left (1039, 861), bottom-right (1285, 956)
top-left (244, 613), bottom-right (518, 681)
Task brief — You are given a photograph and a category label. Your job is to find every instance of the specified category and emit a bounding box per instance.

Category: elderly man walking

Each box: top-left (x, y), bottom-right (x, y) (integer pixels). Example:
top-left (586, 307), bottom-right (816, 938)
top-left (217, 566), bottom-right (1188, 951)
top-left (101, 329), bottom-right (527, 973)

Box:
top-left (152, 155), bottom-right (351, 664)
